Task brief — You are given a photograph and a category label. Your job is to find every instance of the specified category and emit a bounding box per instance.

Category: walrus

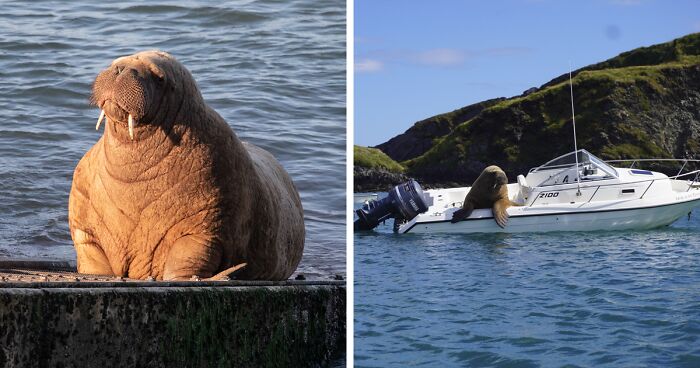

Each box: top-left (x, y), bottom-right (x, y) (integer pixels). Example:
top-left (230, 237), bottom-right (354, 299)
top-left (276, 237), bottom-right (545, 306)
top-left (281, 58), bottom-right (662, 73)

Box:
top-left (450, 165), bottom-right (519, 228)
top-left (68, 50), bottom-right (305, 281)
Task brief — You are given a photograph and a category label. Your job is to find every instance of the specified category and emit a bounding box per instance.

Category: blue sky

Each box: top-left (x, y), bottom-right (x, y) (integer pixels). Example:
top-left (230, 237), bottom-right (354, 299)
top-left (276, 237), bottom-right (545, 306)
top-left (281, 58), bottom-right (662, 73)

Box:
top-left (355, 0), bottom-right (700, 146)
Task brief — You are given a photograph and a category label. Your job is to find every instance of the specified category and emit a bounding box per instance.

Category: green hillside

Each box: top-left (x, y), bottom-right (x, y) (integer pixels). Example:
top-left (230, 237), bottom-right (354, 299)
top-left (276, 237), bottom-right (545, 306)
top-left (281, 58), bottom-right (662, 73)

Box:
top-left (383, 33), bottom-right (700, 185)
top-left (354, 145), bottom-right (405, 173)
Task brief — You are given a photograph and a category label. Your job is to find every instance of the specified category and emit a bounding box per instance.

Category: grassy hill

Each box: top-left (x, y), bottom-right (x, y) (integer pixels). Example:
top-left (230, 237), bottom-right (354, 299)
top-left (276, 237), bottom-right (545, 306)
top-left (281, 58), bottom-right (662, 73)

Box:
top-left (354, 145), bottom-right (405, 173)
top-left (375, 33), bottom-right (700, 186)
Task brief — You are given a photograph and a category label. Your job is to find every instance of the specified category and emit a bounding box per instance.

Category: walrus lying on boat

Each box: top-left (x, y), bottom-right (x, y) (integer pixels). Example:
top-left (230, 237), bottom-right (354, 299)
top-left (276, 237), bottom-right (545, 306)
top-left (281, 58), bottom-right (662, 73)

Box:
top-left (68, 51), bottom-right (304, 281)
top-left (451, 165), bottom-right (520, 228)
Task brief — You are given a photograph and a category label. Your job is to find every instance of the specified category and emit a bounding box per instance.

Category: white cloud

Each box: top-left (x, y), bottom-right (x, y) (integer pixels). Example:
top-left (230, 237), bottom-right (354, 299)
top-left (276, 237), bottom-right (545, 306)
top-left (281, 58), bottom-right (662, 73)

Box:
top-left (414, 48), bottom-right (467, 66)
top-left (355, 58), bottom-right (383, 73)
top-left (355, 46), bottom-right (533, 72)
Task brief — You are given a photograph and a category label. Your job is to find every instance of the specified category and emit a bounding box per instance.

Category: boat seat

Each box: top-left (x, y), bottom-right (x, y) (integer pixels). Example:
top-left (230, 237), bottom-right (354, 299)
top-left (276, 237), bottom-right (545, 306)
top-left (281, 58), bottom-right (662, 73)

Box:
top-left (515, 174), bottom-right (532, 204)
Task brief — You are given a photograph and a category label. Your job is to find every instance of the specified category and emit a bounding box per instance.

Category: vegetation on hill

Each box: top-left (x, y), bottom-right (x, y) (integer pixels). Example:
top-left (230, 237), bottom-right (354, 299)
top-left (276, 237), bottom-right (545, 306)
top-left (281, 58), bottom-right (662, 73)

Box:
top-left (375, 98), bottom-right (505, 162)
top-left (369, 33), bottom-right (700, 187)
top-left (353, 145), bottom-right (405, 173)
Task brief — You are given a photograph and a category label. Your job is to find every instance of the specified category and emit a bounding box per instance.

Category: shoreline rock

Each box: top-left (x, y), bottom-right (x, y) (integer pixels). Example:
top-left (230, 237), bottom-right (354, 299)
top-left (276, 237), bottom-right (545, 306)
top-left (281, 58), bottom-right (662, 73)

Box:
top-left (353, 167), bottom-right (408, 193)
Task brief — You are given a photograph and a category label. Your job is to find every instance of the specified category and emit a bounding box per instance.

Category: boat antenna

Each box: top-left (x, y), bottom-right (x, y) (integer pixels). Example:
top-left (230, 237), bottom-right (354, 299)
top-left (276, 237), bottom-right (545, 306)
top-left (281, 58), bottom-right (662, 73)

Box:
top-left (569, 62), bottom-right (582, 196)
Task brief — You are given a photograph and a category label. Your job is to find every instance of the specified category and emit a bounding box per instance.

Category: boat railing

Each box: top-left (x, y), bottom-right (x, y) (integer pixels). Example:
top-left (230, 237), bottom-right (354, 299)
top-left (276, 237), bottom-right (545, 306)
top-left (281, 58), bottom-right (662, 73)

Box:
top-left (668, 169), bottom-right (700, 191)
top-left (605, 158), bottom-right (700, 191)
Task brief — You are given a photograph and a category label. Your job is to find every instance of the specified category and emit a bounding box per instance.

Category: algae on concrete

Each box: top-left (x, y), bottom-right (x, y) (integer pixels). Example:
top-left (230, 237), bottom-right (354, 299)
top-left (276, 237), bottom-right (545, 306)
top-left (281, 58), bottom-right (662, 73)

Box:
top-left (0, 283), bottom-right (345, 368)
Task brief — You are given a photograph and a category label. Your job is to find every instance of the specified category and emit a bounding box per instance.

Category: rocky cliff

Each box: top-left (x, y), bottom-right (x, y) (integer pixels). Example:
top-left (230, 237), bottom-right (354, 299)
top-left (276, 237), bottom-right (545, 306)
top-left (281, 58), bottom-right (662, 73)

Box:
top-left (353, 166), bottom-right (408, 193)
top-left (375, 98), bottom-right (505, 162)
top-left (368, 33), bottom-right (700, 187)
top-left (353, 145), bottom-right (408, 192)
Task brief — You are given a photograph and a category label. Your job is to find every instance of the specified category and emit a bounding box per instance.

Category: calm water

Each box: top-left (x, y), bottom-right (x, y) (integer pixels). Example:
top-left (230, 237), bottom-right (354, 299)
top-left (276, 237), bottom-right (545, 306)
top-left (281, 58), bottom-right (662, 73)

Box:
top-left (355, 196), bottom-right (700, 367)
top-left (0, 1), bottom-right (346, 278)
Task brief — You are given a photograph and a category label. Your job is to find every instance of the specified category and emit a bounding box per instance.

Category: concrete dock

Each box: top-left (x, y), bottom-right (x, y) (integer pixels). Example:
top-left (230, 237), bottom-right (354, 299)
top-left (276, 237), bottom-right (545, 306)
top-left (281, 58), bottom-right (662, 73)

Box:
top-left (0, 262), bottom-right (345, 367)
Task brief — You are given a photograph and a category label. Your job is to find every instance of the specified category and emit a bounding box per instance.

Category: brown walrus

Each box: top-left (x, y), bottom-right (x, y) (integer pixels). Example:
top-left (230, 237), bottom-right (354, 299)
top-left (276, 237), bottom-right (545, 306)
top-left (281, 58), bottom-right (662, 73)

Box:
top-left (450, 165), bottom-right (519, 228)
top-left (68, 50), bottom-right (304, 281)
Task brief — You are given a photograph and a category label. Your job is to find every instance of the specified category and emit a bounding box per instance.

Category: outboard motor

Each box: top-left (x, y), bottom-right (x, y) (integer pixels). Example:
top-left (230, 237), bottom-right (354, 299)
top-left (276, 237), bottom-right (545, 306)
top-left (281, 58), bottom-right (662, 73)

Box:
top-left (354, 179), bottom-right (429, 231)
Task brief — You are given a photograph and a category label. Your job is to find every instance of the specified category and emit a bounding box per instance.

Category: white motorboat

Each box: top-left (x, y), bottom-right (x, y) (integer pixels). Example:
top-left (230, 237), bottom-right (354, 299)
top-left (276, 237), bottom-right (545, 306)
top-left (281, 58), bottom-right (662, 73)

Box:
top-left (396, 149), bottom-right (700, 234)
top-left (355, 71), bottom-right (700, 234)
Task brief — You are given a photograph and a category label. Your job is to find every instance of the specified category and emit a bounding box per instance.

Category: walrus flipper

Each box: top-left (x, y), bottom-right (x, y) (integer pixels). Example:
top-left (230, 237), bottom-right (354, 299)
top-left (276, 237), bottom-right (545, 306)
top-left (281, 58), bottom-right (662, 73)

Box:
top-left (162, 234), bottom-right (222, 280)
top-left (451, 202), bottom-right (474, 223)
top-left (72, 229), bottom-right (114, 276)
top-left (492, 198), bottom-right (512, 228)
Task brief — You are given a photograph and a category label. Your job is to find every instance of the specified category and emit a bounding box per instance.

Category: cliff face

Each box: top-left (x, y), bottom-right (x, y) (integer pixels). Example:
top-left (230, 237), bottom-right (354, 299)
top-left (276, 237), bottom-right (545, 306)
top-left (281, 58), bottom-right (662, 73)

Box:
top-left (374, 33), bottom-right (700, 186)
top-left (375, 98), bottom-right (505, 162)
top-left (353, 166), bottom-right (408, 193)
top-left (353, 145), bottom-right (407, 192)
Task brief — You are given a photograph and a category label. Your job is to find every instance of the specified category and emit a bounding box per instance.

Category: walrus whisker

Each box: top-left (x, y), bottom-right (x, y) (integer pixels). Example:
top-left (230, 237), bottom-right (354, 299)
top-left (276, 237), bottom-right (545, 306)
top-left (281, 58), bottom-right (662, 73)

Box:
top-left (128, 114), bottom-right (134, 140)
top-left (96, 110), bottom-right (105, 130)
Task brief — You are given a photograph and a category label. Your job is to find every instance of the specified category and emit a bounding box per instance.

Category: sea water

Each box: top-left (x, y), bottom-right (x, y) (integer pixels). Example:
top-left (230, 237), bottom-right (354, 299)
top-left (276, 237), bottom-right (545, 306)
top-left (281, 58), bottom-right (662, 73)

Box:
top-left (355, 195), bottom-right (700, 367)
top-left (0, 0), bottom-right (345, 279)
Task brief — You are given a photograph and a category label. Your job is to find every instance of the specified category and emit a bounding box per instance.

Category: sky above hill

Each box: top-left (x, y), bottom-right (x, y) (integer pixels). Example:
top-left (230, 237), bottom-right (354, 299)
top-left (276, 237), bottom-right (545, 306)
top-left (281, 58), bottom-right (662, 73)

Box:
top-left (355, 0), bottom-right (700, 146)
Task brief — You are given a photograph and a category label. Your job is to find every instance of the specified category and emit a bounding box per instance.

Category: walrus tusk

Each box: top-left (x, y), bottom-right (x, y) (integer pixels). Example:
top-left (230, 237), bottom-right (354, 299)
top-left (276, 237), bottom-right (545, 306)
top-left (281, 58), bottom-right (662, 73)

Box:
top-left (96, 110), bottom-right (105, 130)
top-left (128, 114), bottom-right (134, 140)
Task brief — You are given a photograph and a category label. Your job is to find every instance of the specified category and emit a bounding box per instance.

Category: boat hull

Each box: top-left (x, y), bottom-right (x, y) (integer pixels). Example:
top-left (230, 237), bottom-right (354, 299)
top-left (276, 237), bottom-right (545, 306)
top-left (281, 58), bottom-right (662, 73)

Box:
top-left (403, 198), bottom-right (700, 234)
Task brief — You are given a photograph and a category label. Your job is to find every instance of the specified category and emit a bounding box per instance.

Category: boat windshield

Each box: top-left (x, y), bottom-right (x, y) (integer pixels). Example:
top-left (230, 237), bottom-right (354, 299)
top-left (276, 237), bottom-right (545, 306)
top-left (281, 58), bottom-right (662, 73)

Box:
top-left (529, 149), bottom-right (618, 187)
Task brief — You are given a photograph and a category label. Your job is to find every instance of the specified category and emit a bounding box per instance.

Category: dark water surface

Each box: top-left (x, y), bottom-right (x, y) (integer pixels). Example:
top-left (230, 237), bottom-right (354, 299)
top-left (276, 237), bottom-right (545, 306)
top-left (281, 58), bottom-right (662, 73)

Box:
top-left (355, 196), bottom-right (700, 367)
top-left (0, 1), bottom-right (346, 278)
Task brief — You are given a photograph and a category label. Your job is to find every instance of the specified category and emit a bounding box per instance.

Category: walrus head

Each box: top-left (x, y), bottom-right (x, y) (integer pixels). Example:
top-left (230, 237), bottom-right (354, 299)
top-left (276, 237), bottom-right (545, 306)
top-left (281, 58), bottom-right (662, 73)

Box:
top-left (483, 165), bottom-right (508, 189)
top-left (90, 50), bottom-right (200, 140)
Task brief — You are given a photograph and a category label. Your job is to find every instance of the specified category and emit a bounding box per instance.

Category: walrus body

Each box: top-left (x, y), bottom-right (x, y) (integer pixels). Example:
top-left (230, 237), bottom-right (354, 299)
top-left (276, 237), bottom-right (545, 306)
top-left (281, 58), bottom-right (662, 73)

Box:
top-left (450, 165), bottom-right (519, 228)
top-left (68, 51), bottom-right (304, 280)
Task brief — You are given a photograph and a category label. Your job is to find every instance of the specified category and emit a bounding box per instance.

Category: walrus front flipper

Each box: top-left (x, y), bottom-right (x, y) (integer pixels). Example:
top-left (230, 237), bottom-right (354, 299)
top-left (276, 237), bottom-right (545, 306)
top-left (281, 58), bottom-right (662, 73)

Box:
top-left (451, 202), bottom-right (475, 223)
top-left (162, 234), bottom-right (222, 281)
top-left (73, 229), bottom-right (115, 276)
top-left (492, 198), bottom-right (512, 228)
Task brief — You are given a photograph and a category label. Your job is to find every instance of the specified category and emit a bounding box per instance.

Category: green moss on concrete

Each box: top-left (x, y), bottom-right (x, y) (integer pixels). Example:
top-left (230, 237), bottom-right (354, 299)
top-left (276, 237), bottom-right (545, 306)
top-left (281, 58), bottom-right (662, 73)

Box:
top-left (354, 145), bottom-right (405, 173)
top-left (160, 287), bottom-right (340, 368)
top-left (0, 284), bottom-right (345, 368)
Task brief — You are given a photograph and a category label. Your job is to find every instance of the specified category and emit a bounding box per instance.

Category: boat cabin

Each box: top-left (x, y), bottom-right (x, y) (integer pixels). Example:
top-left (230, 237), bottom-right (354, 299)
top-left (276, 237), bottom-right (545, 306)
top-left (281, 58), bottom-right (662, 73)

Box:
top-left (525, 149), bottom-right (618, 187)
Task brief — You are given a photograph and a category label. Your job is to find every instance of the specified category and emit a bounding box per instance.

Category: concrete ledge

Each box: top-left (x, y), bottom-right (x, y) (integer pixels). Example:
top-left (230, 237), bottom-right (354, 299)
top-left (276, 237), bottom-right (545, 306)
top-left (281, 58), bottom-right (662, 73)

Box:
top-left (0, 281), bottom-right (345, 367)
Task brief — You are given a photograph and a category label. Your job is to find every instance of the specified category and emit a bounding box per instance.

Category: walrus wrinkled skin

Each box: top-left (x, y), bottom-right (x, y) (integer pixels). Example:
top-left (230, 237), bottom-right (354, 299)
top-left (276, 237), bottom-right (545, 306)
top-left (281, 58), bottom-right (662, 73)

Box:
top-left (450, 165), bottom-right (520, 228)
top-left (68, 50), bottom-right (305, 281)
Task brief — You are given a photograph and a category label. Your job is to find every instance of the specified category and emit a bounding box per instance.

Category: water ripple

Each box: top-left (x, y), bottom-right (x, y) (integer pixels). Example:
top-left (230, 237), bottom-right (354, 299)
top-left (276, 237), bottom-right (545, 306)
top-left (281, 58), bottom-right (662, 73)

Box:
top-left (355, 201), bottom-right (700, 367)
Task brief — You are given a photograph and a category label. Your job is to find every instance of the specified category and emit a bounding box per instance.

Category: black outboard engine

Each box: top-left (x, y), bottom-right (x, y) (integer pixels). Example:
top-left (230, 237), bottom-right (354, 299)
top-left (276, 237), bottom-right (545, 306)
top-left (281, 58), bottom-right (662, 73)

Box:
top-left (355, 179), bottom-right (429, 232)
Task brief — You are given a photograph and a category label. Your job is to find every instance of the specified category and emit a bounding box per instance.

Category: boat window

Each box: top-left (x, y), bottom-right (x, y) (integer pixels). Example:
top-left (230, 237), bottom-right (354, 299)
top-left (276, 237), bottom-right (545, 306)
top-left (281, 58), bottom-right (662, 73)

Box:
top-left (530, 149), bottom-right (618, 187)
top-left (586, 152), bottom-right (618, 178)
top-left (536, 150), bottom-right (587, 170)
